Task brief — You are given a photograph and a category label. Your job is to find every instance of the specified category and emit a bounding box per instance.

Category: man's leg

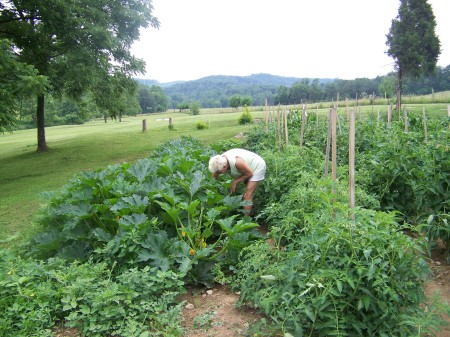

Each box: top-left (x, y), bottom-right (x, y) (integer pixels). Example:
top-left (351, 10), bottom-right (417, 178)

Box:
top-left (243, 181), bottom-right (260, 215)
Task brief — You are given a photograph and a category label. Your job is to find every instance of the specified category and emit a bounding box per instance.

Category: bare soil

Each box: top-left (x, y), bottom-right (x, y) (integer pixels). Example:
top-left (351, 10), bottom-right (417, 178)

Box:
top-left (178, 286), bottom-right (264, 337)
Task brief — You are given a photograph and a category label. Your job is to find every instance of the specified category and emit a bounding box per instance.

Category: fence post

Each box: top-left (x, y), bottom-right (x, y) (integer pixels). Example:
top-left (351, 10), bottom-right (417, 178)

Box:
top-left (142, 119), bottom-right (147, 132)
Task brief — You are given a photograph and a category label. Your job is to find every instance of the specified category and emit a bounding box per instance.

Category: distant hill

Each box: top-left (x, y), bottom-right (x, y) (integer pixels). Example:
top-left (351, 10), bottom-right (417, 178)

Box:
top-left (136, 73), bottom-right (335, 108)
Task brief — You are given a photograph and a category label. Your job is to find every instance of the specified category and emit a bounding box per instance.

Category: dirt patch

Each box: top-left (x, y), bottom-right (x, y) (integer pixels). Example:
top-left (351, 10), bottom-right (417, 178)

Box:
top-left (178, 286), bottom-right (263, 337)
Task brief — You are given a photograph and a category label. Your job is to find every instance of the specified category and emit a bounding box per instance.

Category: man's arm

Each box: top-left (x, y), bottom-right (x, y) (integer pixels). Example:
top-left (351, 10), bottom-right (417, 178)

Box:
top-left (230, 157), bottom-right (253, 193)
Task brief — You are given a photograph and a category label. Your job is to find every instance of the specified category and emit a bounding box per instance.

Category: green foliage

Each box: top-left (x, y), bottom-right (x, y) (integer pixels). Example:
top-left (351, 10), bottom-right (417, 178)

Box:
top-left (195, 120), bottom-right (209, 129)
top-left (386, 0), bottom-right (440, 80)
top-left (192, 310), bottom-right (217, 330)
top-left (29, 137), bottom-right (259, 285)
top-left (138, 84), bottom-right (168, 113)
top-left (386, 0), bottom-right (441, 110)
top-left (229, 94), bottom-right (242, 109)
top-left (236, 207), bottom-right (442, 336)
top-left (189, 101), bottom-right (201, 115)
top-left (163, 71), bottom-right (450, 109)
top-left (177, 102), bottom-right (190, 111)
top-left (0, 0), bottom-right (160, 149)
top-left (378, 75), bottom-right (396, 98)
top-left (421, 214), bottom-right (450, 261)
top-left (2, 102), bottom-right (449, 336)
top-left (0, 39), bottom-right (48, 132)
top-left (0, 250), bottom-right (185, 337)
top-left (356, 117), bottom-right (449, 226)
top-left (234, 111), bottom-right (450, 335)
top-left (238, 105), bottom-right (253, 125)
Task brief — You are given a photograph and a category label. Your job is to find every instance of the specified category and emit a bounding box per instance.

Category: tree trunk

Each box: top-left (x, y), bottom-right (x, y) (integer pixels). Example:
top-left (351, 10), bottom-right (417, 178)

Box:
top-left (36, 94), bottom-right (48, 152)
top-left (396, 67), bottom-right (403, 112)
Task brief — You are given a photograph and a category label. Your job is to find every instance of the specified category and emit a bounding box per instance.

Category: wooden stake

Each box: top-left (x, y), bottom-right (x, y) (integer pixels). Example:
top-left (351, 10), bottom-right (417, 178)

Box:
top-left (423, 107), bottom-right (428, 143)
top-left (316, 104), bottom-right (319, 128)
top-left (349, 109), bottom-right (356, 219)
top-left (264, 99), bottom-right (268, 132)
top-left (448, 105), bottom-right (450, 131)
top-left (404, 106), bottom-right (408, 132)
top-left (277, 108), bottom-right (282, 151)
top-left (284, 108), bottom-right (289, 146)
top-left (331, 108), bottom-right (337, 191)
top-left (388, 104), bottom-right (392, 125)
top-left (300, 106), bottom-right (306, 147)
top-left (324, 109), bottom-right (332, 178)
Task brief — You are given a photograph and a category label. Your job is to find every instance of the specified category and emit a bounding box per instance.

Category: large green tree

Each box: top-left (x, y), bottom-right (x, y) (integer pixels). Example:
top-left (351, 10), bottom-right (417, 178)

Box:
top-left (386, 0), bottom-right (440, 111)
top-left (0, 0), bottom-right (159, 151)
top-left (138, 84), bottom-right (168, 113)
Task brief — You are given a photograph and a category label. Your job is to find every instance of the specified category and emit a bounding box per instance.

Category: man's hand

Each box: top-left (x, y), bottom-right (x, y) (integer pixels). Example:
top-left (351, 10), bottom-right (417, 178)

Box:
top-left (230, 181), bottom-right (238, 193)
top-left (229, 157), bottom-right (253, 194)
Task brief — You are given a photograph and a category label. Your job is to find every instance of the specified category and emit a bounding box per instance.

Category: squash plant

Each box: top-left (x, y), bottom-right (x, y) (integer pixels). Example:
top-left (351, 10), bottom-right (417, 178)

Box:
top-left (29, 137), bottom-right (259, 284)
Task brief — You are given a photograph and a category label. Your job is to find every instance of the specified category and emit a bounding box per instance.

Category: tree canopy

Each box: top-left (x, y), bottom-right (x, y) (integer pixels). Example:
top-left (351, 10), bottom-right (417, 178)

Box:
top-left (386, 0), bottom-right (440, 110)
top-left (0, 38), bottom-right (48, 132)
top-left (0, 0), bottom-right (159, 150)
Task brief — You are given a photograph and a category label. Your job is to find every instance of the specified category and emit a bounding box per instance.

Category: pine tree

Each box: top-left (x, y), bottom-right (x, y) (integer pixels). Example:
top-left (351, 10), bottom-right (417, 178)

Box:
top-left (386, 0), bottom-right (440, 111)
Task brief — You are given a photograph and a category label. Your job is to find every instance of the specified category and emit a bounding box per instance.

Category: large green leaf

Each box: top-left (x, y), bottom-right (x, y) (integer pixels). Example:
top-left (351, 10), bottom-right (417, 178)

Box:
top-left (128, 159), bottom-right (157, 184)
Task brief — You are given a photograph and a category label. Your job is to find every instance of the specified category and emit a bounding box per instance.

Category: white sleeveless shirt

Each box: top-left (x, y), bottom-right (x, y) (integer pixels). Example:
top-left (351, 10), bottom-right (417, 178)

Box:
top-left (222, 149), bottom-right (266, 181)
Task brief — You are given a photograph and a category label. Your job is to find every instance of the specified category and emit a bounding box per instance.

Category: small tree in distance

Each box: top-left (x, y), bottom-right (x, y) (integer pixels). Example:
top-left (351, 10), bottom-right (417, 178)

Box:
top-left (189, 102), bottom-right (200, 115)
top-left (386, 0), bottom-right (440, 111)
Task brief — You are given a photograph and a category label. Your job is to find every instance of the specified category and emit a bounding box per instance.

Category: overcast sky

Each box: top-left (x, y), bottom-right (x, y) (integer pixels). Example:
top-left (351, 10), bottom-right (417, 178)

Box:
top-left (130, 0), bottom-right (450, 83)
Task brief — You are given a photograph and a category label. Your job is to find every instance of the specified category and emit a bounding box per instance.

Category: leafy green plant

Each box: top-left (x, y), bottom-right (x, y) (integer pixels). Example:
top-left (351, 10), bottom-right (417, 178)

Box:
top-left (238, 105), bottom-right (253, 125)
top-left (28, 137), bottom-right (259, 284)
top-left (195, 120), bottom-right (209, 129)
top-left (235, 206), bottom-right (444, 336)
top-left (0, 250), bottom-right (185, 337)
top-left (192, 310), bottom-right (217, 330)
top-left (421, 213), bottom-right (450, 261)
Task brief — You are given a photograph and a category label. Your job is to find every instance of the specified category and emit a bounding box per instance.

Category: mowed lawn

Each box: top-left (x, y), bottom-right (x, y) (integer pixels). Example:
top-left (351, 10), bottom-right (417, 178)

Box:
top-left (0, 111), bottom-right (264, 247)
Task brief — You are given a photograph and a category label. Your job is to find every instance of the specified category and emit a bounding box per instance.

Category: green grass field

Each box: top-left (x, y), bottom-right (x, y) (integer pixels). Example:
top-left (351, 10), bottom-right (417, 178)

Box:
top-left (1, 103), bottom-right (448, 248)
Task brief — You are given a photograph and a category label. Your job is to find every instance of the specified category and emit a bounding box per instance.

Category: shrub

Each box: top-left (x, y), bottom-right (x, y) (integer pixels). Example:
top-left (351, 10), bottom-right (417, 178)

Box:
top-left (195, 121), bottom-right (209, 130)
top-left (238, 105), bottom-right (253, 125)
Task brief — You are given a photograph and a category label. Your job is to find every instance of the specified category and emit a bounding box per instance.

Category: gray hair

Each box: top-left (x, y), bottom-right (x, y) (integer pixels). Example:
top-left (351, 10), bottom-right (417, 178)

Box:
top-left (208, 155), bottom-right (227, 173)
